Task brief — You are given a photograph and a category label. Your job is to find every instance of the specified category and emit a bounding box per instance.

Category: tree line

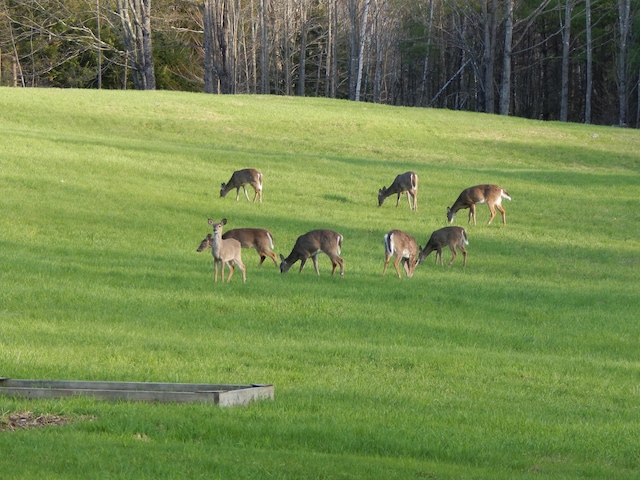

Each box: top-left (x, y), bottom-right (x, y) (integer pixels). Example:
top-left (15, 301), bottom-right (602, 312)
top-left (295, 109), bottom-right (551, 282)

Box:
top-left (1, 0), bottom-right (638, 127)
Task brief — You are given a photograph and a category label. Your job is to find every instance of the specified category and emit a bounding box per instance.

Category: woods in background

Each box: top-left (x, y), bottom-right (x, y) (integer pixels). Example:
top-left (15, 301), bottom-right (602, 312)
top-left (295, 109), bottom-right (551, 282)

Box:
top-left (1, 0), bottom-right (638, 127)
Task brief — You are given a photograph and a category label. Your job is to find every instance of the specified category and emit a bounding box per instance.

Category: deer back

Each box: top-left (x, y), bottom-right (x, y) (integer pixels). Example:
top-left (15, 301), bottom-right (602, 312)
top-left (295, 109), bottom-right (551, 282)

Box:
top-left (419, 226), bottom-right (467, 261)
top-left (220, 168), bottom-right (262, 196)
top-left (384, 230), bottom-right (418, 258)
top-left (223, 228), bottom-right (273, 249)
top-left (378, 171), bottom-right (417, 205)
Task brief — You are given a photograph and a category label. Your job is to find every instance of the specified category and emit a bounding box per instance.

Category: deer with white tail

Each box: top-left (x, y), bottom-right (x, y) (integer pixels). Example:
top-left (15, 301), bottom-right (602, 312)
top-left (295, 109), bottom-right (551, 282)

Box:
top-left (447, 184), bottom-right (511, 225)
top-left (279, 230), bottom-right (344, 276)
top-left (418, 226), bottom-right (468, 268)
top-left (207, 218), bottom-right (246, 283)
top-left (220, 168), bottom-right (263, 203)
top-left (382, 230), bottom-right (420, 278)
top-left (378, 171), bottom-right (418, 211)
top-left (197, 228), bottom-right (278, 267)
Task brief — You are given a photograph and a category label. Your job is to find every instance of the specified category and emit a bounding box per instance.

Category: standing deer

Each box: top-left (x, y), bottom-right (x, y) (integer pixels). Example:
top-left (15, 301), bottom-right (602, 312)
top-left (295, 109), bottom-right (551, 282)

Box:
top-left (279, 230), bottom-right (344, 276)
top-left (207, 218), bottom-right (246, 283)
top-left (447, 184), bottom-right (511, 225)
top-left (197, 228), bottom-right (278, 267)
top-left (418, 226), bottom-right (468, 267)
top-left (220, 168), bottom-right (263, 203)
top-left (382, 230), bottom-right (420, 278)
top-left (378, 171), bottom-right (418, 211)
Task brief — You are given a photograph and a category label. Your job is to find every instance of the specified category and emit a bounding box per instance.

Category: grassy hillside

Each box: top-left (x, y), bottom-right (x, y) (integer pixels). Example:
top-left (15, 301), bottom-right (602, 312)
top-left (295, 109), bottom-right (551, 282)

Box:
top-left (1, 87), bottom-right (639, 479)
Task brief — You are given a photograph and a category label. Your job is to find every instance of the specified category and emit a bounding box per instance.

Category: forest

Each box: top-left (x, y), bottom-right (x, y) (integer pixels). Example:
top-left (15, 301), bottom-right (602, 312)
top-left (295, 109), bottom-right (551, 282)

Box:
top-left (1, 0), bottom-right (638, 127)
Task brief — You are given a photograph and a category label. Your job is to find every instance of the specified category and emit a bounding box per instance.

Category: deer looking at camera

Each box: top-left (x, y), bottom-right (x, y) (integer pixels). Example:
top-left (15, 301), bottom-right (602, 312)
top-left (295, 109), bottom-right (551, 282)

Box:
top-left (207, 218), bottom-right (246, 283)
top-left (447, 184), bottom-right (511, 225)
top-left (220, 168), bottom-right (263, 203)
top-left (279, 230), bottom-right (344, 276)
top-left (197, 228), bottom-right (278, 267)
top-left (418, 226), bottom-right (468, 268)
top-left (382, 230), bottom-right (420, 278)
top-left (378, 171), bottom-right (418, 211)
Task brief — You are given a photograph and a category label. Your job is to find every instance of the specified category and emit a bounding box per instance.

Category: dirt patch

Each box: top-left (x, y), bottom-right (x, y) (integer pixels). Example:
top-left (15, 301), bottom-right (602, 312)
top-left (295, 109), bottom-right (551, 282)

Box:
top-left (0, 411), bottom-right (71, 431)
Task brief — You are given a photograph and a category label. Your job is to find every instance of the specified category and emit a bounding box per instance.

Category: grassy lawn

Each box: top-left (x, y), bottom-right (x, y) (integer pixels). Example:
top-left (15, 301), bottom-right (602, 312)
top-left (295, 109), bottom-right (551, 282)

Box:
top-left (0, 87), bottom-right (639, 479)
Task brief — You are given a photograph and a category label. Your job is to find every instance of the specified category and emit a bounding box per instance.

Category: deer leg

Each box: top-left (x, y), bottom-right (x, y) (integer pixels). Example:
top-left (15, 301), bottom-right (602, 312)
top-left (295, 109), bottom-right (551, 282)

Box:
top-left (469, 205), bottom-right (476, 225)
top-left (382, 253), bottom-right (392, 276)
top-left (311, 254), bottom-right (321, 275)
top-left (235, 259), bottom-right (246, 283)
top-left (447, 245), bottom-right (457, 267)
top-left (226, 263), bottom-right (235, 282)
top-left (401, 257), bottom-right (411, 276)
top-left (242, 185), bottom-right (250, 202)
top-left (487, 205), bottom-right (496, 225)
top-left (214, 259), bottom-right (220, 282)
top-left (496, 204), bottom-right (506, 225)
top-left (460, 245), bottom-right (468, 267)
top-left (393, 256), bottom-right (402, 278)
top-left (298, 258), bottom-right (308, 273)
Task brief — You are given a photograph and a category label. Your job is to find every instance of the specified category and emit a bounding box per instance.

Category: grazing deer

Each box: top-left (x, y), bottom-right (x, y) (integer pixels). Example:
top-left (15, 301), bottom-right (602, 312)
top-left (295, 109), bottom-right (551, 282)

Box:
top-left (418, 226), bottom-right (468, 268)
top-left (382, 230), bottom-right (420, 278)
top-left (207, 218), bottom-right (246, 283)
top-left (279, 230), bottom-right (344, 276)
top-left (378, 171), bottom-right (418, 211)
top-left (220, 168), bottom-right (263, 203)
top-left (447, 184), bottom-right (511, 225)
top-left (197, 228), bottom-right (278, 267)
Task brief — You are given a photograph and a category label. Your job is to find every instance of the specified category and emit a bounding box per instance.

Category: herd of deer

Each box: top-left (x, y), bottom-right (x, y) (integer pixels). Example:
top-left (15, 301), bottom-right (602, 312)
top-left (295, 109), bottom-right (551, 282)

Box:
top-left (202, 168), bottom-right (512, 283)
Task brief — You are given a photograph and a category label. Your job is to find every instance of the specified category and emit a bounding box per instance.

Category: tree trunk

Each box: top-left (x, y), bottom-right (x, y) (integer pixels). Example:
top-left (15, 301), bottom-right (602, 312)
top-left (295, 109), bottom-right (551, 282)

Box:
top-left (499, 0), bottom-right (513, 115)
top-left (617, 0), bottom-right (631, 127)
top-left (297, 0), bottom-right (308, 97)
top-left (560, 0), bottom-right (572, 122)
top-left (354, 0), bottom-right (371, 101)
top-left (260, 0), bottom-right (269, 93)
top-left (140, 0), bottom-right (155, 89)
top-left (585, 0), bottom-right (592, 124)
top-left (481, 0), bottom-right (497, 113)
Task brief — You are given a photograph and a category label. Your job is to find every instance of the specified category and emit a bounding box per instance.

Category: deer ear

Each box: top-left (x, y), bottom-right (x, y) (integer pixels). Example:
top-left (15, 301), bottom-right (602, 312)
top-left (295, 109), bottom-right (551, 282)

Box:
top-left (279, 254), bottom-right (285, 262)
top-left (221, 218), bottom-right (227, 225)
top-left (207, 233), bottom-right (213, 239)
top-left (208, 219), bottom-right (214, 225)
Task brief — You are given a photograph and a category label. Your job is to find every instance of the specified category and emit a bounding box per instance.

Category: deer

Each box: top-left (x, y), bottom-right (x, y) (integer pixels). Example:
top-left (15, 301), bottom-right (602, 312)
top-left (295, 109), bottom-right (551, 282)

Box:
top-left (279, 230), bottom-right (344, 276)
top-left (378, 171), bottom-right (418, 211)
top-left (418, 226), bottom-right (468, 268)
top-left (382, 230), bottom-right (420, 278)
top-left (206, 218), bottom-right (246, 283)
top-left (446, 184), bottom-right (511, 226)
top-left (220, 168), bottom-right (263, 203)
top-left (197, 228), bottom-right (278, 267)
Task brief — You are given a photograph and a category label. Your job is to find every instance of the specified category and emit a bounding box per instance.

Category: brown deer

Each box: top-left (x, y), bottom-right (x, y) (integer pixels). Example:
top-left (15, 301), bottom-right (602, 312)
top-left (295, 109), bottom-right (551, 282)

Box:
top-left (378, 171), bottom-right (418, 210)
top-left (382, 230), bottom-right (420, 278)
top-left (446, 184), bottom-right (511, 225)
top-left (220, 168), bottom-right (263, 203)
top-left (207, 218), bottom-right (246, 283)
top-left (418, 226), bottom-right (468, 267)
top-left (279, 230), bottom-right (344, 276)
top-left (197, 228), bottom-right (278, 267)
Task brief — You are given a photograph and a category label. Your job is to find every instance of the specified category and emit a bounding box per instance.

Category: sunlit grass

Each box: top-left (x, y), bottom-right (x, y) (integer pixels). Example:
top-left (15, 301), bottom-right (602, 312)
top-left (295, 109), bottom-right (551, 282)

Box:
top-left (0, 87), bottom-right (639, 479)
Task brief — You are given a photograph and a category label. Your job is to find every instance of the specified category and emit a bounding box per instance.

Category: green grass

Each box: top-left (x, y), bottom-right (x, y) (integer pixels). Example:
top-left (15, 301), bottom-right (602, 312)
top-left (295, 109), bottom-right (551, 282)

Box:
top-left (1, 87), bottom-right (639, 479)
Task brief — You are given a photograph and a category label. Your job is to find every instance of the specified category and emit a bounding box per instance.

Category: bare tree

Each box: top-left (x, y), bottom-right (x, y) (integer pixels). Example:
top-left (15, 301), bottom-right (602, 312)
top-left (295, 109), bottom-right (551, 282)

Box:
top-left (499, 0), bottom-right (513, 115)
top-left (617, 0), bottom-right (631, 126)
top-left (585, 0), bottom-right (592, 124)
top-left (560, 0), bottom-right (573, 122)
